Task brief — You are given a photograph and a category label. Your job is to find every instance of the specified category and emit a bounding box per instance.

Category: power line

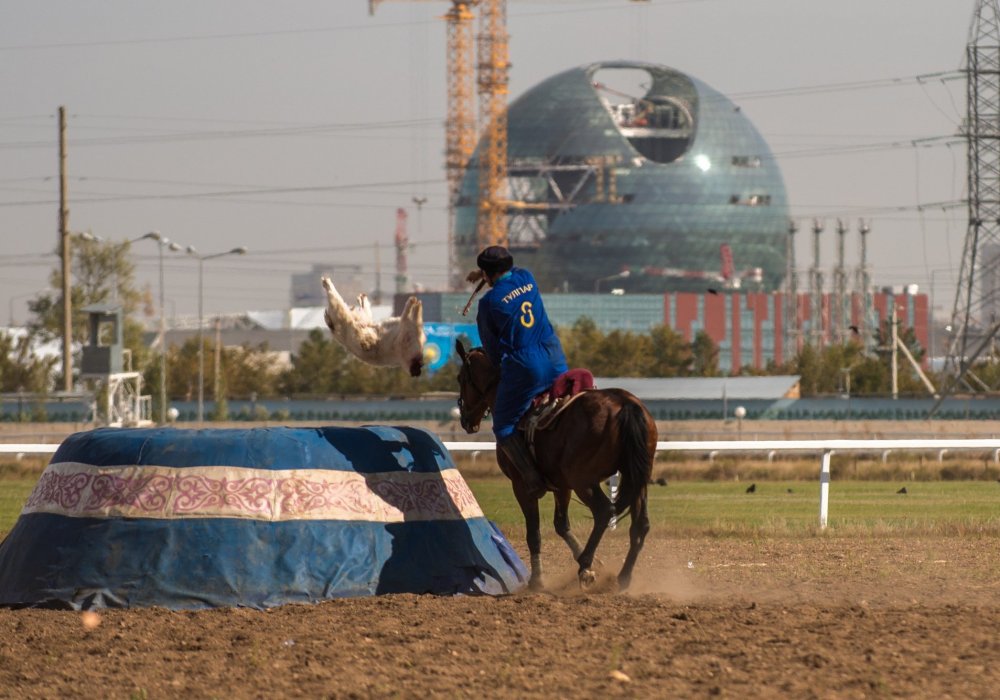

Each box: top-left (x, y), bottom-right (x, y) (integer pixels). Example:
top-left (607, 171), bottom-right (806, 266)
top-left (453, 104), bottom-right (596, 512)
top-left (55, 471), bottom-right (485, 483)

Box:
top-left (0, 1), bottom-right (721, 53)
top-left (0, 118), bottom-right (441, 150)
top-left (0, 177), bottom-right (448, 208)
top-left (727, 70), bottom-right (962, 101)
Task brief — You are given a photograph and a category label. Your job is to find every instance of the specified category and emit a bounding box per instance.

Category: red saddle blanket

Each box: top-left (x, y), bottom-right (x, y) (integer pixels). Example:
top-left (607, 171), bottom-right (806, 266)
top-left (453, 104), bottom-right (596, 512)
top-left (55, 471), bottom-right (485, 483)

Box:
top-left (532, 368), bottom-right (595, 408)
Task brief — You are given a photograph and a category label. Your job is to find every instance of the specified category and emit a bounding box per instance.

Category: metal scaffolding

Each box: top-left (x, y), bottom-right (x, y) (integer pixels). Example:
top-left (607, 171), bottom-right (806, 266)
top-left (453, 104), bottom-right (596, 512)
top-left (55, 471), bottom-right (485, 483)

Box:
top-left (948, 0), bottom-right (1000, 379)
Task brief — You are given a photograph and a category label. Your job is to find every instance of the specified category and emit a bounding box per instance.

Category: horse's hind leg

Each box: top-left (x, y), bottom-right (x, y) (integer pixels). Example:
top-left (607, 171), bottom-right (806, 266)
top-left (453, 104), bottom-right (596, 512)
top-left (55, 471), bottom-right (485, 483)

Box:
top-left (574, 484), bottom-right (614, 588)
top-left (617, 488), bottom-right (650, 591)
top-left (553, 488), bottom-right (582, 561)
top-left (514, 484), bottom-right (544, 591)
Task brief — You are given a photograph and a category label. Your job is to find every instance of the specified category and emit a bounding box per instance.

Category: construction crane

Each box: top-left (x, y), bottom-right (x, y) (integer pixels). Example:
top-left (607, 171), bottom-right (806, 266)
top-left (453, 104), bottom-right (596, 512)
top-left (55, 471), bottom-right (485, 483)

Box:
top-left (369, 1), bottom-right (643, 282)
top-left (475, 0), bottom-right (510, 251)
top-left (369, 0), bottom-right (508, 285)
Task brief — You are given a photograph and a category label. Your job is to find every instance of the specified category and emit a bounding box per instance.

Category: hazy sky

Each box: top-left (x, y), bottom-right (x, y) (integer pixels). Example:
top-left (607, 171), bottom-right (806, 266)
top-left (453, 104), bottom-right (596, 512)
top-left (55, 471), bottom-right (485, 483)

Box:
top-left (0, 1), bottom-right (976, 325)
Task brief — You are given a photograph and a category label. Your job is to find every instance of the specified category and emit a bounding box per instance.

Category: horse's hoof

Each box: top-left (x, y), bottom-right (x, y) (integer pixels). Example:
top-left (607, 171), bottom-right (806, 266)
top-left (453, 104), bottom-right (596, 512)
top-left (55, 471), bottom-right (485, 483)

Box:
top-left (528, 576), bottom-right (544, 592)
top-left (574, 555), bottom-right (603, 570)
top-left (578, 569), bottom-right (597, 588)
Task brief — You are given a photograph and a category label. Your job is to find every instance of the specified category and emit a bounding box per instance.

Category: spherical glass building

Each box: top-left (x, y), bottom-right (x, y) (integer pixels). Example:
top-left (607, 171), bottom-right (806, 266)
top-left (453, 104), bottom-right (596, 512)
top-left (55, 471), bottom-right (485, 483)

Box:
top-left (454, 61), bottom-right (789, 293)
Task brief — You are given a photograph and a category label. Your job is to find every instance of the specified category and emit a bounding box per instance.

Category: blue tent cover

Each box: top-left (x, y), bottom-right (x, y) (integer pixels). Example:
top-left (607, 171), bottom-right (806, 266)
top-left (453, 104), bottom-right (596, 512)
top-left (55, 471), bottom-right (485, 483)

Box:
top-left (0, 425), bottom-right (527, 609)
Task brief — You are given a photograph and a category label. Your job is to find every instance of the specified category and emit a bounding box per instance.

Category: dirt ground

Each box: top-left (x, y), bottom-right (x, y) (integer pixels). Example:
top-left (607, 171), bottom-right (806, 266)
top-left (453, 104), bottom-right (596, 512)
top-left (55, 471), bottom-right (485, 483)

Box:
top-left (1, 532), bottom-right (998, 699)
top-left (3, 421), bottom-right (1000, 697)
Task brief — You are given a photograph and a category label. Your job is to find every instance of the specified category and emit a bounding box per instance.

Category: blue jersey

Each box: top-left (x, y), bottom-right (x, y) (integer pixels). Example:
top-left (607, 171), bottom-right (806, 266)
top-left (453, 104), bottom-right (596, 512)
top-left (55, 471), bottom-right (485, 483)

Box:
top-left (477, 267), bottom-right (568, 439)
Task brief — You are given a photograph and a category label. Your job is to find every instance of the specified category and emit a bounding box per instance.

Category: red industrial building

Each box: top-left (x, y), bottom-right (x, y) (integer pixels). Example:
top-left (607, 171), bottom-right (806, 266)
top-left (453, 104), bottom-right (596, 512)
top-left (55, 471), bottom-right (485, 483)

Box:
top-left (665, 291), bottom-right (929, 372)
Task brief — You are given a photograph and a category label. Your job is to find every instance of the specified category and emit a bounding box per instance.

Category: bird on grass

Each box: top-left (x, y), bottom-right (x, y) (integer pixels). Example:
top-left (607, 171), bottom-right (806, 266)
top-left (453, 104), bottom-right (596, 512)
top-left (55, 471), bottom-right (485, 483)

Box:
top-left (746, 483), bottom-right (756, 494)
top-left (896, 486), bottom-right (908, 495)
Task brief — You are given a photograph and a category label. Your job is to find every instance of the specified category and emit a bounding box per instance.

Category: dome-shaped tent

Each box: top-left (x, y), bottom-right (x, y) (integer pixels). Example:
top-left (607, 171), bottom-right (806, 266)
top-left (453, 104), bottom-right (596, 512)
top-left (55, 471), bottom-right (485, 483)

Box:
top-left (0, 426), bottom-right (526, 609)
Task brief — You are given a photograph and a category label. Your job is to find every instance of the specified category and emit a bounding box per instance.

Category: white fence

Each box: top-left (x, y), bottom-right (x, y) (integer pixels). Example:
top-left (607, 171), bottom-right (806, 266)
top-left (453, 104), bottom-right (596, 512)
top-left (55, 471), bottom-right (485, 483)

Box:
top-left (6, 438), bottom-right (1000, 530)
top-left (444, 439), bottom-right (1000, 529)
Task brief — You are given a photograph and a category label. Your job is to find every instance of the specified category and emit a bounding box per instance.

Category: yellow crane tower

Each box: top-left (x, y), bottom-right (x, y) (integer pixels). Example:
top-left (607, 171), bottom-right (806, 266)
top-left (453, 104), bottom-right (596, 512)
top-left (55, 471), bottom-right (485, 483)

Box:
top-left (474, 0), bottom-right (510, 251)
top-left (369, 0), bottom-right (510, 285)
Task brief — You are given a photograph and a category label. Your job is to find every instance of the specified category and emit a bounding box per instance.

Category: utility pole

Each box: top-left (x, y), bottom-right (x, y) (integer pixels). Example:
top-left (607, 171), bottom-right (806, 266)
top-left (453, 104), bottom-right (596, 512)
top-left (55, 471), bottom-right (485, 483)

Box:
top-left (785, 219), bottom-right (799, 359)
top-left (214, 318), bottom-right (222, 414)
top-left (809, 219), bottom-right (825, 348)
top-left (891, 302), bottom-right (899, 400)
top-left (833, 219), bottom-right (848, 344)
top-left (395, 207), bottom-right (409, 294)
top-left (58, 106), bottom-right (72, 393)
top-left (856, 219), bottom-right (873, 348)
top-left (373, 242), bottom-right (382, 305)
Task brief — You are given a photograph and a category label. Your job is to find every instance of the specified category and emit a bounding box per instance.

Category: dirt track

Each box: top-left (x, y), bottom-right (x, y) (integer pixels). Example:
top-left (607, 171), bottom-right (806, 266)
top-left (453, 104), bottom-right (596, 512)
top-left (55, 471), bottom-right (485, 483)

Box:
top-left (2, 533), bottom-right (998, 699)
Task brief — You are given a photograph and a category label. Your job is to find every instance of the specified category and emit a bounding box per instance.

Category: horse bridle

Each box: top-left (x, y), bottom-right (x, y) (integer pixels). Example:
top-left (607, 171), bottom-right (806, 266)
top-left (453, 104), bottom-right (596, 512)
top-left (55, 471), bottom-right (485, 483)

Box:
top-left (458, 357), bottom-right (499, 420)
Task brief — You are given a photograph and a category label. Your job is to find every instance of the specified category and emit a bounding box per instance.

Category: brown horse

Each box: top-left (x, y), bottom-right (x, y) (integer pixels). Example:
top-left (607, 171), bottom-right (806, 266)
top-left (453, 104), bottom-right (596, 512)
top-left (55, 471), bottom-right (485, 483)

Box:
top-left (455, 341), bottom-right (657, 591)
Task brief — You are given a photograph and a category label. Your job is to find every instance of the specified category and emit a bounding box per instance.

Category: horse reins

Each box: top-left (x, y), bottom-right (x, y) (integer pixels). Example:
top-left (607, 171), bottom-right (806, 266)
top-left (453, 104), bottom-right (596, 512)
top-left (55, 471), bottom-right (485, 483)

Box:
top-left (459, 360), bottom-right (499, 418)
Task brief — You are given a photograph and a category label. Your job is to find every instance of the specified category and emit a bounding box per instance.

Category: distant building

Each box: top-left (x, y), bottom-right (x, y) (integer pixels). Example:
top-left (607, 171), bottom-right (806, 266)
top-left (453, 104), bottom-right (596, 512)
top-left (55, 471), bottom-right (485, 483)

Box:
top-left (454, 61), bottom-right (789, 293)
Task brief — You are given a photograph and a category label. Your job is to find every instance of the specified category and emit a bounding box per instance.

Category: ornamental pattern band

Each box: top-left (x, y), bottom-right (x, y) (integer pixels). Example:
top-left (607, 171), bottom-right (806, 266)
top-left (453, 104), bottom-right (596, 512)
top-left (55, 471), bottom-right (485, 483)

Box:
top-left (21, 463), bottom-right (483, 523)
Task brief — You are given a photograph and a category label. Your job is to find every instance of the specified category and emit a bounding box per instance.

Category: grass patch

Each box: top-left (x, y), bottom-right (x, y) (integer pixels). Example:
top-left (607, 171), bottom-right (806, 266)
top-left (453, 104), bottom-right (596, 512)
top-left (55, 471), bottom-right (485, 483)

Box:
top-left (2, 476), bottom-right (998, 542)
top-left (0, 457), bottom-right (48, 481)
top-left (465, 478), bottom-right (1000, 538)
top-left (653, 454), bottom-right (1000, 483)
top-left (0, 480), bottom-right (35, 537)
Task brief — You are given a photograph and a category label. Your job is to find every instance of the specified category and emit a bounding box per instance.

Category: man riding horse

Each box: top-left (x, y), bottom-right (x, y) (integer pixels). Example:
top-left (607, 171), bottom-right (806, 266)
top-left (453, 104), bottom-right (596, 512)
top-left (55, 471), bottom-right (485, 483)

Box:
top-left (472, 245), bottom-right (567, 499)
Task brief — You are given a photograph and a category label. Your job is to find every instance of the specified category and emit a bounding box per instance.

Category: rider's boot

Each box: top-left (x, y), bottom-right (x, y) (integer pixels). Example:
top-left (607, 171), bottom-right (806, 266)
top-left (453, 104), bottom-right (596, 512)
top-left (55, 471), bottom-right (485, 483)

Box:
top-left (498, 433), bottom-right (547, 499)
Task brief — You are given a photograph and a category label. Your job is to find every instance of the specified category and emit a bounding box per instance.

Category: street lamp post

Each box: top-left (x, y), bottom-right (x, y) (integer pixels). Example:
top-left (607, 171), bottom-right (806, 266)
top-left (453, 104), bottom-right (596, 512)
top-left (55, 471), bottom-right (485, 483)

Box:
top-left (137, 231), bottom-right (182, 424)
top-left (187, 246), bottom-right (247, 424)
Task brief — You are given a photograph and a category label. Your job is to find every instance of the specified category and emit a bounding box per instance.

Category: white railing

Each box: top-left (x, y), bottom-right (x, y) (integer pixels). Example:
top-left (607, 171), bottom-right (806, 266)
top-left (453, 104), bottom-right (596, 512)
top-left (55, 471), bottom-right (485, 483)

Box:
top-left (447, 439), bottom-right (1000, 529)
top-left (6, 438), bottom-right (1000, 530)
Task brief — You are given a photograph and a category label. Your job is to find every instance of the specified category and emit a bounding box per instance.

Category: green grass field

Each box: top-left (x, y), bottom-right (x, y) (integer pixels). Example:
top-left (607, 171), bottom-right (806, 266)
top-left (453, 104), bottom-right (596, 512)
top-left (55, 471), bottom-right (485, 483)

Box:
top-left (466, 478), bottom-right (1000, 537)
top-left (1, 478), bottom-right (998, 540)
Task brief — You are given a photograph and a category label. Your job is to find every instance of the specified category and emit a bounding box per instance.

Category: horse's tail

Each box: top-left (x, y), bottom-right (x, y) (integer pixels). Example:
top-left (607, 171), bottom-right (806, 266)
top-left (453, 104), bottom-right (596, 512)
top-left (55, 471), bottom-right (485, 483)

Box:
top-left (613, 397), bottom-right (653, 517)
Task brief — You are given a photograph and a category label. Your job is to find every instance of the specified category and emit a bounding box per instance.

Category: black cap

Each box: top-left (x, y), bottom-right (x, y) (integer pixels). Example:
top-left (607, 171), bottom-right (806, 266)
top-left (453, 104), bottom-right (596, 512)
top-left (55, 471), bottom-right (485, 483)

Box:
top-left (476, 246), bottom-right (513, 277)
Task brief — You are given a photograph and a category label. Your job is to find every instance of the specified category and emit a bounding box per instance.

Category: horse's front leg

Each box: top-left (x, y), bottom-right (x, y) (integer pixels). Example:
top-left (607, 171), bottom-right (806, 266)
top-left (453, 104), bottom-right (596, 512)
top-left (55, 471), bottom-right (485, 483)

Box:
top-left (553, 488), bottom-right (583, 561)
top-left (513, 481), bottom-right (543, 591)
top-left (573, 484), bottom-right (614, 588)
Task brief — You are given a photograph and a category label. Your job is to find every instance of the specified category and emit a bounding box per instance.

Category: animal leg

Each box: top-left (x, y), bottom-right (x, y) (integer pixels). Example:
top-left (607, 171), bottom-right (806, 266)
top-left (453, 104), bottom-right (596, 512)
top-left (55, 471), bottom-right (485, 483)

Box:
top-left (401, 297), bottom-right (425, 377)
top-left (553, 488), bottom-right (583, 561)
top-left (573, 484), bottom-right (614, 588)
top-left (513, 480), bottom-right (544, 591)
top-left (616, 489), bottom-right (650, 591)
top-left (320, 276), bottom-right (351, 331)
top-left (403, 296), bottom-right (423, 325)
top-left (354, 293), bottom-right (373, 323)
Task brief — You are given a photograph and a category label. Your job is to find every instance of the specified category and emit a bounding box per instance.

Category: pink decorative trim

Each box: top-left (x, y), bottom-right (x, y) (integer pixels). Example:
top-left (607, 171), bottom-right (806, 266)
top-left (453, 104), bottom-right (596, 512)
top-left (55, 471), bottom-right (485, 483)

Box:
top-left (21, 463), bottom-right (483, 523)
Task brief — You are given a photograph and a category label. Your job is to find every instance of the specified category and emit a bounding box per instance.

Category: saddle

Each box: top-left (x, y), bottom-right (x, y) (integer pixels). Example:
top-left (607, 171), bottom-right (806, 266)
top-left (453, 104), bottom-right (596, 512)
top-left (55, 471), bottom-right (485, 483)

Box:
top-left (518, 368), bottom-right (595, 450)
